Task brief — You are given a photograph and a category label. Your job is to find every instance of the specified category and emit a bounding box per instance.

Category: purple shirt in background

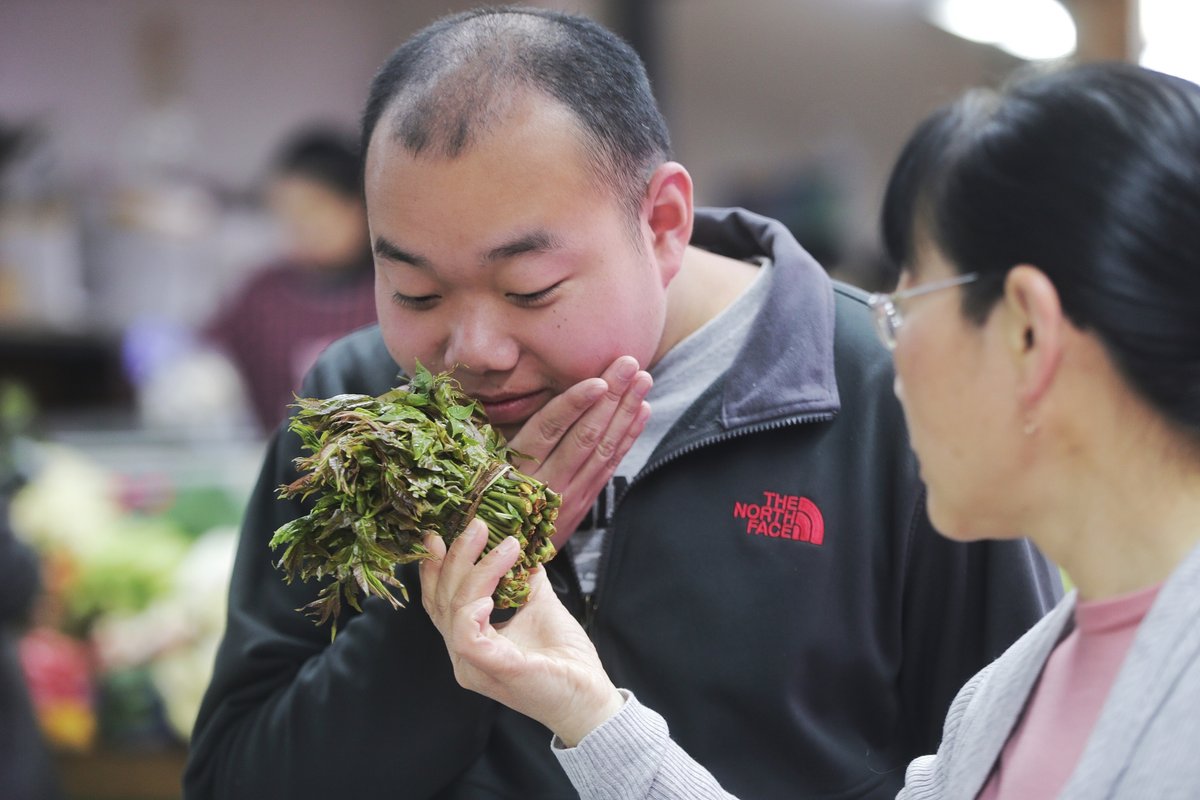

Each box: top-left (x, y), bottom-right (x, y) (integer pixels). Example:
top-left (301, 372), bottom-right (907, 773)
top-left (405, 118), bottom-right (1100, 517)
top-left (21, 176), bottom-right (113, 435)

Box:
top-left (205, 261), bottom-right (377, 432)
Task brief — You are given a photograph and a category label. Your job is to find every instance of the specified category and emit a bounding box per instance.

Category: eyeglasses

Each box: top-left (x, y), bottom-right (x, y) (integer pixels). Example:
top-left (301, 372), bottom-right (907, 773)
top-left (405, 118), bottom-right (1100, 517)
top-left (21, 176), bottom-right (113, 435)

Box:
top-left (867, 273), bottom-right (979, 350)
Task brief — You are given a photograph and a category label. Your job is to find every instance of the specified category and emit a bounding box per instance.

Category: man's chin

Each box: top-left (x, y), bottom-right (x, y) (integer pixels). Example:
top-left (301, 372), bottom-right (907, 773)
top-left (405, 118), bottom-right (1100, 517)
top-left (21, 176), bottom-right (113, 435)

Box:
top-left (475, 390), bottom-right (553, 441)
top-left (494, 422), bottom-right (525, 444)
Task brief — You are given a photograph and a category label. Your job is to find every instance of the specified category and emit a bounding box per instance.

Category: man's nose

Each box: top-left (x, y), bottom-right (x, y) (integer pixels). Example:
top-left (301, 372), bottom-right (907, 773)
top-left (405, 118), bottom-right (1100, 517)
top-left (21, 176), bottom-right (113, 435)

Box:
top-left (444, 311), bottom-right (520, 374)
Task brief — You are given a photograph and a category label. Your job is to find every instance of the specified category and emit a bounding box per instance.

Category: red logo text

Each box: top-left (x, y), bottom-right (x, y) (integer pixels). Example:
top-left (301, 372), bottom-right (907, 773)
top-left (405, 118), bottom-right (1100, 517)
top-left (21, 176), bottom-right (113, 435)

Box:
top-left (733, 491), bottom-right (824, 545)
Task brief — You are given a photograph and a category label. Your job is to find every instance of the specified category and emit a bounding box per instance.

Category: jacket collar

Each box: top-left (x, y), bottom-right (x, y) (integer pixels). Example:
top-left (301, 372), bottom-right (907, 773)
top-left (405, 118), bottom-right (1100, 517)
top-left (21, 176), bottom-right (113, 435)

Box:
top-left (690, 207), bottom-right (841, 430)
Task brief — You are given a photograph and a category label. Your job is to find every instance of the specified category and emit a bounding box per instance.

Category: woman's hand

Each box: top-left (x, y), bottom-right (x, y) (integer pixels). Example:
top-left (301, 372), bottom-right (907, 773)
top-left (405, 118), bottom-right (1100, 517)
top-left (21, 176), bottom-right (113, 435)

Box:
top-left (420, 520), bottom-right (625, 746)
top-left (508, 356), bottom-right (652, 547)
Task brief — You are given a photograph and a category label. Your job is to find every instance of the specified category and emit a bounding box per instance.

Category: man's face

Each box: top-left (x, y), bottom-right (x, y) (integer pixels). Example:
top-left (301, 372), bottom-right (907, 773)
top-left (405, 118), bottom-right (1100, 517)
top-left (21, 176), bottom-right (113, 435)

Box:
top-left (364, 96), bottom-right (673, 438)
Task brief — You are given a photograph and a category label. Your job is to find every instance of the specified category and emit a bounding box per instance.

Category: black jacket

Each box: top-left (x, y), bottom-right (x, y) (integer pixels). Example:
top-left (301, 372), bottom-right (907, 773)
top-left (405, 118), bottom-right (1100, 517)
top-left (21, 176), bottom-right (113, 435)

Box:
top-left (185, 208), bottom-right (1061, 799)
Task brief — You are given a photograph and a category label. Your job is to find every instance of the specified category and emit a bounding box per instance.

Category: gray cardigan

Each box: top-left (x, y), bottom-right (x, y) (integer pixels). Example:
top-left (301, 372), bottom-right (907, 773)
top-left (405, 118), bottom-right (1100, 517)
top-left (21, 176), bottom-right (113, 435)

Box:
top-left (555, 540), bottom-right (1200, 799)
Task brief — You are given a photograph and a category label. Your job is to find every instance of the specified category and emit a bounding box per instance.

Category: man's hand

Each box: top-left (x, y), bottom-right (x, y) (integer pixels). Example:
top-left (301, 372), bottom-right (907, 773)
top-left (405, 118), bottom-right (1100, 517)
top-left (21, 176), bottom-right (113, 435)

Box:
top-left (420, 520), bottom-right (625, 746)
top-left (509, 356), bottom-right (651, 547)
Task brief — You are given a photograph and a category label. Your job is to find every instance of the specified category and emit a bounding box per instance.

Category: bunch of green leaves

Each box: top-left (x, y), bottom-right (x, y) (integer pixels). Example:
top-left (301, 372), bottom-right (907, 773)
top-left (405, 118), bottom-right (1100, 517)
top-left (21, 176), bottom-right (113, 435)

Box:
top-left (269, 364), bottom-right (560, 627)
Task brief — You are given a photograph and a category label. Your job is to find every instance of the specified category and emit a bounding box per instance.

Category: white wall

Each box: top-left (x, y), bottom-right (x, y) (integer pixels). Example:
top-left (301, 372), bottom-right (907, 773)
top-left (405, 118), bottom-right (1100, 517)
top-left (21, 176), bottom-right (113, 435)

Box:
top-left (0, 0), bottom-right (599, 328)
top-left (0, 0), bottom-right (1016, 327)
top-left (0, 0), bottom-right (493, 190)
top-left (660, 0), bottom-right (1017, 264)
top-left (1, 0), bottom-right (1011, 197)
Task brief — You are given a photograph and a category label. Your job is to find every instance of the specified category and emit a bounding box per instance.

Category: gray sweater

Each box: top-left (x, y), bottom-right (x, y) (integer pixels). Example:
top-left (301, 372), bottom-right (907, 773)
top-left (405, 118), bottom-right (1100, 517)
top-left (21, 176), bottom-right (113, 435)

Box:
top-left (554, 539), bottom-right (1200, 799)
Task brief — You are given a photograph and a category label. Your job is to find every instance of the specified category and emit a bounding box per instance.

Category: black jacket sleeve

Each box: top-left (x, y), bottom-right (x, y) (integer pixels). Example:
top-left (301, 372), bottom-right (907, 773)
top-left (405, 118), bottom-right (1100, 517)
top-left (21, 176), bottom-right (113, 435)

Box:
top-left (183, 335), bottom-right (499, 799)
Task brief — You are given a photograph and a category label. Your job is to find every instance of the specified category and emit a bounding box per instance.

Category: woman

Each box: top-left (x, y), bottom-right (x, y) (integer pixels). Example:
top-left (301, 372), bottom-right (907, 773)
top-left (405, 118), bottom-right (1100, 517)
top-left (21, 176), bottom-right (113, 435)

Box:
top-left (420, 62), bottom-right (1200, 799)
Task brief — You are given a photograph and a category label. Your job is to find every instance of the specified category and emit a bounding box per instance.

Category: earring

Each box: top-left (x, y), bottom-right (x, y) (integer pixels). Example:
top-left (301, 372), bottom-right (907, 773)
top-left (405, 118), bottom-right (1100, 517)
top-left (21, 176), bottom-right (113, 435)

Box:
top-left (1023, 419), bottom-right (1039, 436)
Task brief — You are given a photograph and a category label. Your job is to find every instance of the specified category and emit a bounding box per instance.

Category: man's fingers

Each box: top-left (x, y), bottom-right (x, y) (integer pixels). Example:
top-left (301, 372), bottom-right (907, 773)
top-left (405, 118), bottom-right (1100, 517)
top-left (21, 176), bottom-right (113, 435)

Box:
top-left (572, 359), bottom-right (647, 450)
top-left (593, 398), bottom-right (651, 475)
top-left (542, 364), bottom-right (649, 475)
top-left (588, 372), bottom-right (652, 463)
top-left (512, 378), bottom-right (609, 465)
top-left (546, 370), bottom-right (650, 534)
top-left (511, 354), bottom-right (647, 459)
top-left (562, 356), bottom-right (639, 449)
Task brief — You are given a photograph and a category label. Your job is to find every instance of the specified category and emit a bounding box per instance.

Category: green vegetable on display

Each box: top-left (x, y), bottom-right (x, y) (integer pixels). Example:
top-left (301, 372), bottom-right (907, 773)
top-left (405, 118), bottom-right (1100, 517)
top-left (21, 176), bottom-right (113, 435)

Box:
top-left (269, 364), bottom-right (559, 627)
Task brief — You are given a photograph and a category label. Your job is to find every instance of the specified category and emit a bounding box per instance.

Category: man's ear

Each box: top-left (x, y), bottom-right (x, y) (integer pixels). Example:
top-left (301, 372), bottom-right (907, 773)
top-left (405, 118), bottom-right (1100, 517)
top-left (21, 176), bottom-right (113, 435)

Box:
top-left (642, 162), bottom-right (693, 286)
top-left (1002, 265), bottom-right (1066, 408)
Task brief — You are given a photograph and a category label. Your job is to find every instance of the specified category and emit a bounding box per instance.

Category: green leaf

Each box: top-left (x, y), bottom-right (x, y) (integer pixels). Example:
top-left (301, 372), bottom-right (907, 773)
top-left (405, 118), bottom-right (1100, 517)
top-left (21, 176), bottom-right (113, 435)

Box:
top-left (446, 403), bottom-right (475, 420)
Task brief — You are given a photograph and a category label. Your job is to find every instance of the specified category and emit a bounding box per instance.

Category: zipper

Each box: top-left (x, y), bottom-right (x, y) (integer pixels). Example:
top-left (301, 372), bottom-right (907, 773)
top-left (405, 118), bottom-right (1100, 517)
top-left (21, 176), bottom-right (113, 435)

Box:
top-left (582, 411), bottom-right (836, 632)
top-left (584, 593), bottom-right (598, 631)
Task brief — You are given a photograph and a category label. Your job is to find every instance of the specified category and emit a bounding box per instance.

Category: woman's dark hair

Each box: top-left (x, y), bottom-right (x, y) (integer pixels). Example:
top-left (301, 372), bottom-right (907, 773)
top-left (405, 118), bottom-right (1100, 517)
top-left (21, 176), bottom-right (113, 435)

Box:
top-left (881, 62), bottom-right (1200, 434)
top-left (359, 6), bottom-right (671, 220)
top-left (272, 126), bottom-right (363, 200)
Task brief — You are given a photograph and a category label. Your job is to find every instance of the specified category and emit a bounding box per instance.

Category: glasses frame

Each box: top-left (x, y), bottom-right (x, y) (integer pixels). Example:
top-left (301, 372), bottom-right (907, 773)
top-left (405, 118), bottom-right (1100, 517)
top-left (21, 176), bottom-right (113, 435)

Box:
top-left (867, 272), bottom-right (979, 350)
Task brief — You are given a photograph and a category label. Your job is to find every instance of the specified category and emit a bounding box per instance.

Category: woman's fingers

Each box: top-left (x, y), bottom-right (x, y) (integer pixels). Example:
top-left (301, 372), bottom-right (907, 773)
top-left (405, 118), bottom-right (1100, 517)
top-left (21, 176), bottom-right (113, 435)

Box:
top-left (420, 519), bottom-right (522, 635)
top-left (418, 532), bottom-right (448, 613)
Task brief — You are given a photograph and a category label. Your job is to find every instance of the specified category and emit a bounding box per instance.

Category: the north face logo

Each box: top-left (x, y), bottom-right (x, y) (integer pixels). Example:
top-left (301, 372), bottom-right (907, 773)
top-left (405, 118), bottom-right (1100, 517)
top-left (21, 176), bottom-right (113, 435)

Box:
top-left (733, 491), bottom-right (824, 545)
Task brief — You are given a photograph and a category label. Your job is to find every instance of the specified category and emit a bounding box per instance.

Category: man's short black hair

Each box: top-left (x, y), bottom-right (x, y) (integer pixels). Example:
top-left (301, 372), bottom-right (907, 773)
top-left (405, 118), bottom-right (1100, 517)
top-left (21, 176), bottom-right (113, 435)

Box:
top-left (361, 6), bottom-right (671, 218)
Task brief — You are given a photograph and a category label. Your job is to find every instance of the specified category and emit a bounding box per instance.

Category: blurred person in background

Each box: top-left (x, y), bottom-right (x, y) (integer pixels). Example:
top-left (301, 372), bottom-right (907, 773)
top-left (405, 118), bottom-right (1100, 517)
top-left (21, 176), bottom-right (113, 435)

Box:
top-left (0, 381), bottom-right (60, 800)
top-left (203, 126), bottom-right (376, 433)
top-left (422, 61), bottom-right (1200, 799)
top-left (0, 497), bottom-right (60, 800)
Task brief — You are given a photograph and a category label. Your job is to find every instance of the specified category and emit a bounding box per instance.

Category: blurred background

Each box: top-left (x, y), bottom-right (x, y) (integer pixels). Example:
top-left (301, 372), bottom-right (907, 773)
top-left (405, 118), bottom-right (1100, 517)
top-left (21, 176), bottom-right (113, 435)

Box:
top-left (0, 0), bottom-right (1192, 797)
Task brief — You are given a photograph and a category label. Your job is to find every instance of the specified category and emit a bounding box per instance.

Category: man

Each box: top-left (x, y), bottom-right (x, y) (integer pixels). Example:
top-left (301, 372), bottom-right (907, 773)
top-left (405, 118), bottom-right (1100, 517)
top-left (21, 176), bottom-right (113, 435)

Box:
top-left (184, 8), bottom-right (1060, 799)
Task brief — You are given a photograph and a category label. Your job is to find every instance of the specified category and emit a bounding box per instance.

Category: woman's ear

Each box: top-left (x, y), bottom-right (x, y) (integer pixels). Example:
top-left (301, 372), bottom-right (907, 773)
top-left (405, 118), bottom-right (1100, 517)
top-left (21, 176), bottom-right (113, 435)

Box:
top-left (642, 162), bottom-right (694, 286)
top-left (1002, 265), bottom-right (1066, 408)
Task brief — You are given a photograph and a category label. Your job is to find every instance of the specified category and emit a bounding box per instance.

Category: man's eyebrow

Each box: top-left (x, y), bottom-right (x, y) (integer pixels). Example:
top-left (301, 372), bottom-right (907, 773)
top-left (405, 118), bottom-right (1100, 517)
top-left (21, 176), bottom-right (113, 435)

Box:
top-left (374, 236), bottom-right (429, 268)
top-left (484, 230), bottom-right (562, 263)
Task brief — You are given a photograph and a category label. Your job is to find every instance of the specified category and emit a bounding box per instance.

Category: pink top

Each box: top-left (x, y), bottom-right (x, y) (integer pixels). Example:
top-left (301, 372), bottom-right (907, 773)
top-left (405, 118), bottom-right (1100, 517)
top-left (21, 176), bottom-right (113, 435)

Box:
top-left (977, 581), bottom-right (1162, 800)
